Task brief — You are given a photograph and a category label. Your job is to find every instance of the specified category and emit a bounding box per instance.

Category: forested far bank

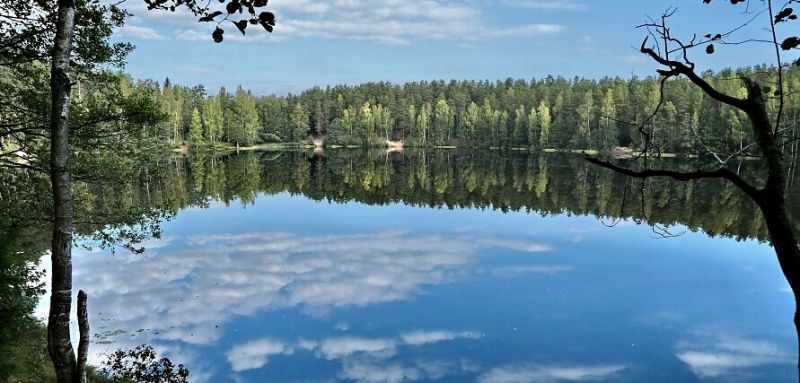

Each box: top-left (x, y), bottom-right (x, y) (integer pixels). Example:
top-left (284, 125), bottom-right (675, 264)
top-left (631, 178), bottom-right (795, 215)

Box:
top-left (128, 65), bottom-right (800, 154)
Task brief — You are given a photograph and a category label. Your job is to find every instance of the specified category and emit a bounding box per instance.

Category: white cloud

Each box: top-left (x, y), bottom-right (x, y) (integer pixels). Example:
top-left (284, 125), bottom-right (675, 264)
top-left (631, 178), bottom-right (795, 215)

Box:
top-left (675, 333), bottom-right (791, 379)
top-left (480, 24), bottom-right (565, 39)
top-left (176, 66), bottom-right (219, 75)
top-left (122, 0), bottom-right (565, 45)
top-left (400, 330), bottom-right (480, 346)
top-left (226, 337), bottom-right (292, 372)
top-left (504, 1), bottom-right (588, 11)
top-left (617, 54), bottom-right (647, 64)
top-left (175, 28), bottom-right (288, 43)
top-left (479, 364), bottom-right (628, 383)
top-left (115, 25), bottom-right (167, 41)
top-left (492, 265), bottom-right (574, 276)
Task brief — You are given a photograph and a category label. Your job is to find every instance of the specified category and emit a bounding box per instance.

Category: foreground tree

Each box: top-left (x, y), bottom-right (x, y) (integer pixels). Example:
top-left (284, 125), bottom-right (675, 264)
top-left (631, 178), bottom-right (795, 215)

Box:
top-left (0, 0), bottom-right (277, 381)
top-left (586, 0), bottom-right (800, 366)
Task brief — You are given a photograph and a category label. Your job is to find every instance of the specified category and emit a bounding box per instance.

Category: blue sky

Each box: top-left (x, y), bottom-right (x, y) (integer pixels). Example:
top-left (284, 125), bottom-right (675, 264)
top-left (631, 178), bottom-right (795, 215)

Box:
top-left (113, 0), bottom-right (797, 95)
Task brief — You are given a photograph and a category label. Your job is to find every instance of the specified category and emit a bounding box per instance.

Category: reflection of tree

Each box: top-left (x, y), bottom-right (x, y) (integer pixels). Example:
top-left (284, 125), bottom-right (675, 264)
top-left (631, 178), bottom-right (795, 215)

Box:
top-left (0, 225), bottom-right (49, 381)
top-left (154, 150), bottom-right (798, 242)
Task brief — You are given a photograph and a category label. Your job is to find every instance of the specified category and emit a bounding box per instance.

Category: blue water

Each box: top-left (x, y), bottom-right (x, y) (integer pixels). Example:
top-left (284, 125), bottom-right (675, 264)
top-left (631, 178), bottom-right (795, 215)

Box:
top-left (63, 192), bottom-right (797, 382)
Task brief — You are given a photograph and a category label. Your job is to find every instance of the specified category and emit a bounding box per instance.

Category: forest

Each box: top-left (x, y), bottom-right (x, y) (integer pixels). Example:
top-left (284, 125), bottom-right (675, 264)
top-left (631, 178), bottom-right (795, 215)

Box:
top-left (3, 0), bottom-right (800, 380)
top-left (125, 65), bottom-right (800, 154)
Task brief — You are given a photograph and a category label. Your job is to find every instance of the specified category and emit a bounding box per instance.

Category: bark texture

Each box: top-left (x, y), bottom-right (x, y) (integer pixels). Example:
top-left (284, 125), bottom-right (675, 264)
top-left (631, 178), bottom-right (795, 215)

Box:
top-left (48, 1), bottom-right (79, 382)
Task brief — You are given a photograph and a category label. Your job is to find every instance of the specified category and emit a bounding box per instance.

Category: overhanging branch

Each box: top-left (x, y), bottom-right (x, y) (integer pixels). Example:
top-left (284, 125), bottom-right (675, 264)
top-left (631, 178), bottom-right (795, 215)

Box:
top-left (640, 37), bottom-right (750, 111)
top-left (585, 155), bottom-right (761, 202)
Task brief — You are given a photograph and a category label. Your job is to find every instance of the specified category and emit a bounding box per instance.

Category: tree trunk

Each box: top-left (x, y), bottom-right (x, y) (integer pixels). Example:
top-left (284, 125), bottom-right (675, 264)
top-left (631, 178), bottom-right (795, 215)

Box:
top-left (758, 192), bottom-right (800, 373)
top-left (745, 87), bottom-right (800, 373)
top-left (48, 1), bottom-right (78, 383)
top-left (77, 290), bottom-right (89, 383)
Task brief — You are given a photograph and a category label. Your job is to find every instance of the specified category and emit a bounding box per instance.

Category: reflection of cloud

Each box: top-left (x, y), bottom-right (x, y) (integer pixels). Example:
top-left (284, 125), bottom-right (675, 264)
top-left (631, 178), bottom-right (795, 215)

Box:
top-left (335, 321), bottom-right (350, 331)
top-left (493, 265), bottom-right (574, 276)
top-left (226, 337), bottom-right (292, 372)
top-left (675, 333), bottom-right (791, 379)
top-left (400, 330), bottom-right (480, 345)
top-left (479, 364), bottom-right (627, 383)
top-left (340, 358), bottom-right (423, 383)
top-left (40, 229), bottom-right (552, 376)
top-left (475, 238), bottom-right (554, 253)
top-left (226, 331), bottom-right (482, 378)
top-left (317, 337), bottom-right (397, 360)
top-left (54, 229), bottom-right (552, 360)
top-left (339, 356), bottom-right (484, 383)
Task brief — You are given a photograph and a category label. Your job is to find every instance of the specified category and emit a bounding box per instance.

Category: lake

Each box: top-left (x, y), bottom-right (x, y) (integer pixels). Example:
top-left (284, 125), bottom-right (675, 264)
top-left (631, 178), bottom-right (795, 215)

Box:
top-left (33, 150), bottom-right (800, 382)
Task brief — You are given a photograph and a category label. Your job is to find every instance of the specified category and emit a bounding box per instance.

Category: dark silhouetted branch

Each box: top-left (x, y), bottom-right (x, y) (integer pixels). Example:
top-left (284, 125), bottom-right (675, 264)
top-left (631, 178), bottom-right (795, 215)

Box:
top-left (585, 155), bottom-right (761, 201)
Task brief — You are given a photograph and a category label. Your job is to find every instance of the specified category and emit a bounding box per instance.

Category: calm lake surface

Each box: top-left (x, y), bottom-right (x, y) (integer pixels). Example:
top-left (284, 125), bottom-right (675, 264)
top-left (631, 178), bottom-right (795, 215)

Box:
top-left (37, 151), bottom-right (799, 382)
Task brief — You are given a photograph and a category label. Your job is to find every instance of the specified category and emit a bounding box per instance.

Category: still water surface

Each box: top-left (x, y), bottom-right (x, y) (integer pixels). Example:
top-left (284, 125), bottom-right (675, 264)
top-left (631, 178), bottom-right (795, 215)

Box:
top-left (39, 151), bottom-right (798, 382)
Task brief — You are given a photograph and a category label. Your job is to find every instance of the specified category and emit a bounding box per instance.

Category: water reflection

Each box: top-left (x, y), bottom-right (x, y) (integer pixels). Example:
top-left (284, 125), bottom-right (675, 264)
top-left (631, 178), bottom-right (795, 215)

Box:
top-left (71, 229), bottom-right (552, 350)
top-left (12, 150), bottom-right (800, 381)
top-left (478, 364), bottom-right (628, 383)
top-left (675, 330), bottom-right (792, 379)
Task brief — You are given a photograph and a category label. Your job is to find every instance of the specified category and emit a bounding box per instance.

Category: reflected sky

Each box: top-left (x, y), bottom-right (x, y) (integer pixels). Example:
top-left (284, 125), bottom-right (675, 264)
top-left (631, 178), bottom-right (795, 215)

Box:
top-left (39, 191), bottom-right (798, 382)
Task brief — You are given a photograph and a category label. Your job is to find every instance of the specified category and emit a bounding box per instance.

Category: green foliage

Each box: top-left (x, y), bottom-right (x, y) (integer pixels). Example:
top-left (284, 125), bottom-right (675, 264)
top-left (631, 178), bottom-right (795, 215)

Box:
top-left (202, 95), bottom-right (224, 142)
top-left (228, 87), bottom-right (259, 146)
top-left (131, 64), bottom-right (800, 153)
top-left (188, 107), bottom-right (204, 143)
top-left (290, 102), bottom-right (309, 141)
top-left (259, 132), bottom-right (283, 143)
top-left (102, 345), bottom-right (189, 383)
top-left (0, 0), bottom-right (132, 71)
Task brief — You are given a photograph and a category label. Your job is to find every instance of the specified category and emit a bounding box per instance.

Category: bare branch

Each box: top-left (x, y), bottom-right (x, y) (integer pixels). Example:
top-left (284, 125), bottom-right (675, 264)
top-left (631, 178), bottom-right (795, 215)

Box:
top-left (640, 37), bottom-right (750, 111)
top-left (584, 155), bottom-right (761, 201)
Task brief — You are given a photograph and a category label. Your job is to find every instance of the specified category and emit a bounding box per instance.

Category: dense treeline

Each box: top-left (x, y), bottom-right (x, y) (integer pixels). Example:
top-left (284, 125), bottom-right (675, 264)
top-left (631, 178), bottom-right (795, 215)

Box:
top-left (143, 65), bottom-right (800, 153)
